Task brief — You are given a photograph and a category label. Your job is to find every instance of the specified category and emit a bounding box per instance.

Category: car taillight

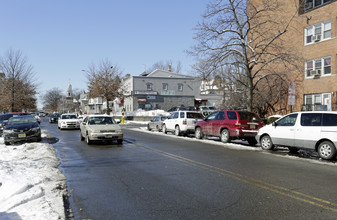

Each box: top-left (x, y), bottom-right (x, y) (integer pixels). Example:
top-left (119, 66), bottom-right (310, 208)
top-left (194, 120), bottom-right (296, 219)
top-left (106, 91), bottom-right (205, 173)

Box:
top-left (235, 123), bottom-right (241, 129)
top-left (183, 119), bottom-right (187, 125)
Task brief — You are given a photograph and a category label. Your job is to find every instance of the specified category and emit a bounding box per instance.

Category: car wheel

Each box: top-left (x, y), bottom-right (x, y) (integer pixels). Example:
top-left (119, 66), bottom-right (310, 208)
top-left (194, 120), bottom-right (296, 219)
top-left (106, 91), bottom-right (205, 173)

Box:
top-left (318, 141), bottom-right (336, 160)
top-left (220, 129), bottom-right (230, 143)
top-left (86, 135), bottom-right (92, 145)
top-left (195, 127), bottom-right (203, 139)
top-left (4, 141), bottom-right (10, 145)
top-left (260, 135), bottom-right (274, 150)
top-left (117, 139), bottom-right (123, 144)
top-left (36, 136), bottom-right (42, 142)
top-left (162, 124), bottom-right (167, 134)
top-left (288, 147), bottom-right (299, 153)
top-left (247, 138), bottom-right (257, 146)
top-left (147, 124), bottom-right (151, 131)
top-left (175, 125), bottom-right (180, 136)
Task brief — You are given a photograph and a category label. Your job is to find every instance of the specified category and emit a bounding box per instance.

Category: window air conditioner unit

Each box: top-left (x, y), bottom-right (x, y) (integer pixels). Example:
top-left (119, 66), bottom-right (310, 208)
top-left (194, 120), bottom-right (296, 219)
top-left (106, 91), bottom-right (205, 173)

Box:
top-left (304, 2), bottom-right (313, 10)
top-left (312, 34), bottom-right (321, 42)
top-left (311, 69), bottom-right (321, 78)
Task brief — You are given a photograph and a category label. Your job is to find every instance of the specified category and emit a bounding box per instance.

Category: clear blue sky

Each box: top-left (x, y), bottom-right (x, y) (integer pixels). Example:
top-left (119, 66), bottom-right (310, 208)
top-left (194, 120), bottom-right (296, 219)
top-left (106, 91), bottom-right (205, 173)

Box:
top-left (0, 0), bottom-right (208, 108)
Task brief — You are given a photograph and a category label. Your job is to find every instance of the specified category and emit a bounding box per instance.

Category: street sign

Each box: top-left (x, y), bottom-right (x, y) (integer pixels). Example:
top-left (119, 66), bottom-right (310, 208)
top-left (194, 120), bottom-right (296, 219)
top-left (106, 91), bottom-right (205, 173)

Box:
top-left (288, 82), bottom-right (296, 106)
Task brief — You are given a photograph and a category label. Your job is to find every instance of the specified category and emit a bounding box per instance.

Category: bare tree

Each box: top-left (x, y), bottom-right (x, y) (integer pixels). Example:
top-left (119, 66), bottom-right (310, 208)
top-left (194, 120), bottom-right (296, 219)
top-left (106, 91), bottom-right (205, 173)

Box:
top-left (86, 59), bottom-right (123, 115)
top-left (42, 88), bottom-right (64, 112)
top-left (189, 0), bottom-right (301, 114)
top-left (0, 49), bottom-right (37, 112)
top-left (145, 60), bottom-right (182, 73)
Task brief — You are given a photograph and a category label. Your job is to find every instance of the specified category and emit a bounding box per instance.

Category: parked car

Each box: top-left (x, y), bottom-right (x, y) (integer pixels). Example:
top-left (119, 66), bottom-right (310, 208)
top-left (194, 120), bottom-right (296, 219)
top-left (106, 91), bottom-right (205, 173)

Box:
top-left (147, 116), bottom-right (168, 131)
top-left (49, 113), bottom-right (61, 123)
top-left (167, 106), bottom-right (188, 112)
top-left (58, 113), bottom-right (80, 130)
top-left (185, 106), bottom-right (197, 111)
top-left (0, 113), bottom-right (18, 136)
top-left (198, 106), bottom-right (216, 117)
top-left (80, 115), bottom-right (123, 144)
top-left (256, 111), bottom-right (337, 160)
top-left (3, 115), bottom-right (41, 145)
top-left (195, 110), bottom-right (264, 146)
top-left (162, 111), bottom-right (204, 136)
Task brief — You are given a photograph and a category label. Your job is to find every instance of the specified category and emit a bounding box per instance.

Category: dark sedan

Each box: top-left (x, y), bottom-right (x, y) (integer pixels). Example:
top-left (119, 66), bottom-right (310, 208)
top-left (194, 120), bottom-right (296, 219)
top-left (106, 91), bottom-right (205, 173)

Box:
top-left (49, 113), bottom-right (61, 123)
top-left (3, 115), bottom-right (41, 145)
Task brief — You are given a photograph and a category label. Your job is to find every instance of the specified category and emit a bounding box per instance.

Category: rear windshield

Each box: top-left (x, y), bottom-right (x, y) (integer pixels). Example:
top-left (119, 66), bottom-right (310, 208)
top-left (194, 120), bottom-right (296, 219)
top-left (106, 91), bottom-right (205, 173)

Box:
top-left (238, 112), bottom-right (262, 121)
top-left (187, 112), bottom-right (204, 119)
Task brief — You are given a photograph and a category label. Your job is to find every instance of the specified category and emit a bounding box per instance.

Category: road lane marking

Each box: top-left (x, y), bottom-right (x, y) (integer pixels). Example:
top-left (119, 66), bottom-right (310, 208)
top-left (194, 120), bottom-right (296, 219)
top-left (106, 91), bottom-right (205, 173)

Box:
top-left (131, 142), bottom-right (337, 212)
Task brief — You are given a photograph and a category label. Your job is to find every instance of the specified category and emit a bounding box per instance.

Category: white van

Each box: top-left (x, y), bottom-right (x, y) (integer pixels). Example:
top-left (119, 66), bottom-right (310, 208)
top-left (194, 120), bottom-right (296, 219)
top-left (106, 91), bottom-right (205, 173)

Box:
top-left (256, 111), bottom-right (337, 160)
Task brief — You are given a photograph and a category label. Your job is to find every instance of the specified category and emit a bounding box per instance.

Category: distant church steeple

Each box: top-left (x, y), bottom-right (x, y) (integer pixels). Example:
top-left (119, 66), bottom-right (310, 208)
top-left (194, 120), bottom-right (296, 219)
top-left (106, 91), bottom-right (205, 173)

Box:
top-left (67, 83), bottom-right (73, 98)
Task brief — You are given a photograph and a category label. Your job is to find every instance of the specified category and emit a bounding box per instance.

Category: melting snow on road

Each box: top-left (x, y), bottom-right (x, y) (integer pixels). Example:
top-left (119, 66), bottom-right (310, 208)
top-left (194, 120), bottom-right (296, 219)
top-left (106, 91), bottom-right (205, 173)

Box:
top-left (0, 131), bottom-right (67, 220)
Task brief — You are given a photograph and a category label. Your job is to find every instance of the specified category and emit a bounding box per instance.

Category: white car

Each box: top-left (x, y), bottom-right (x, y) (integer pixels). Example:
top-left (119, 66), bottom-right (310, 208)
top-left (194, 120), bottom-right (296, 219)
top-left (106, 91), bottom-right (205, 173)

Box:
top-left (162, 111), bottom-right (204, 136)
top-left (80, 115), bottom-right (123, 145)
top-left (256, 111), bottom-right (337, 160)
top-left (58, 113), bottom-right (80, 130)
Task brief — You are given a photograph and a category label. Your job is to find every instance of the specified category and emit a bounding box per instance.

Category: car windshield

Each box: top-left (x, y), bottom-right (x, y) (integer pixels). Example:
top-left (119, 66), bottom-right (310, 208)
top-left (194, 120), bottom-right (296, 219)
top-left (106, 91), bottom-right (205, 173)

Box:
top-left (51, 113), bottom-right (60, 117)
top-left (61, 115), bottom-right (77, 119)
top-left (8, 116), bottom-right (37, 125)
top-left (88, 117), bottom-right (115, 125)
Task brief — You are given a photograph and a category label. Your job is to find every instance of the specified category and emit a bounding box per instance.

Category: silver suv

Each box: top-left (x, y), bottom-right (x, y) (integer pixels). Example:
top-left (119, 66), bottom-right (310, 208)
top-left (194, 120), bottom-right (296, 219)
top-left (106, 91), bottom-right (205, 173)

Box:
top-left (162, 111), bottom-right (204, 136)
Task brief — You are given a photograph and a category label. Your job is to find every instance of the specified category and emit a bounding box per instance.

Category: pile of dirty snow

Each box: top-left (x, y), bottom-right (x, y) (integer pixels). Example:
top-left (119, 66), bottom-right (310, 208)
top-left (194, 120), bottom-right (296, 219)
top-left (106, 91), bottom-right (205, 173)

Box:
top-left (0, 133), bottom-right (67, 220)
top-left (127, 109), bottom-right (170, 117)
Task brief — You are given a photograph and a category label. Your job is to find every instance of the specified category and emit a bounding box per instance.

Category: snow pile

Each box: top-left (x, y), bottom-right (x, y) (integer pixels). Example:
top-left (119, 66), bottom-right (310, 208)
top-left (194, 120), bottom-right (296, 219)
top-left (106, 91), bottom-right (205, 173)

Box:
top-left (0, 134), bottom-right (67, 220)
top-left (127, 109), bottom-right (171, 117)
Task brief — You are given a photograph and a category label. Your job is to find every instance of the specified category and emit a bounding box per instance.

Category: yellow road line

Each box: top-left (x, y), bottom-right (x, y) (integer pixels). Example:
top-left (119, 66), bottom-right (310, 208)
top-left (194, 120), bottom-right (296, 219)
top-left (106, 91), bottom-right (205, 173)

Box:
top-left (136, 144), bottom-right (337, 212)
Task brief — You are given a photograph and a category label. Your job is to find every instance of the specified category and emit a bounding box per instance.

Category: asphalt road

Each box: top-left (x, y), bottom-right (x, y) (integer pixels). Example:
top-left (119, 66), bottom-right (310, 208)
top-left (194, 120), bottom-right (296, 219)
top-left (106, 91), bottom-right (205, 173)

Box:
top-left (41, 119), bottom-right (337, 220)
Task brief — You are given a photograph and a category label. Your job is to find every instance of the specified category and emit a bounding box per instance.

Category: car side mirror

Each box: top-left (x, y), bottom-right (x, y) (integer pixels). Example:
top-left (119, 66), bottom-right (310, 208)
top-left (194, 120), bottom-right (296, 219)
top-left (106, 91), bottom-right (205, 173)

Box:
top-left (272, 122), bottom-right (277, 127)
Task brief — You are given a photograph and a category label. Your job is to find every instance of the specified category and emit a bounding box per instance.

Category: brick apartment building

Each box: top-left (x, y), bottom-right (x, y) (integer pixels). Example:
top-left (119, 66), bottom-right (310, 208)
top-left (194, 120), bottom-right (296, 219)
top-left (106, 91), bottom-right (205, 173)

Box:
top-left (251, 0), bottom-right (337, 112)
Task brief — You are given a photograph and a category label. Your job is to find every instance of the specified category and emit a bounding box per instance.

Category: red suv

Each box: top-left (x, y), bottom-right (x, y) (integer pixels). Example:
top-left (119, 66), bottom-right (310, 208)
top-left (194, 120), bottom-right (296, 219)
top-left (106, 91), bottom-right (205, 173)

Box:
top-left (194, 110), bottom-right (264, 146)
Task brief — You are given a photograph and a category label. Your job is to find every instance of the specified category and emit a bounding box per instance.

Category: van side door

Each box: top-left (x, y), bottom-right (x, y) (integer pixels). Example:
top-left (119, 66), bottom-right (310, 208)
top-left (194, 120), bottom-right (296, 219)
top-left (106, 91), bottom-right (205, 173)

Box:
top-left (270, 113), bottom-right (298, 146)
top-left (294, 113), bottom-right (322, 149)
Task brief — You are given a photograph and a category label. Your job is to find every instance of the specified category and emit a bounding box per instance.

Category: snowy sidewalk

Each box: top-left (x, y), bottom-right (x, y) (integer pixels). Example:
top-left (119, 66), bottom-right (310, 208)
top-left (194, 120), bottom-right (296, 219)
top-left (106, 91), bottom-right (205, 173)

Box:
top-left (0, 131), bottom-right (67, 220)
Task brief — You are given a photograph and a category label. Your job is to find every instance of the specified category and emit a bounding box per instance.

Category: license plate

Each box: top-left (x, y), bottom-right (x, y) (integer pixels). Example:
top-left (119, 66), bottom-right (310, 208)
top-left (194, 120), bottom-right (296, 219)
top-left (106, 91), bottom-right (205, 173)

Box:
top-left (105, 134), bottom-right (113, 138)
top-left (18, 133), bottom-right (26, 138)
top-left (250, 124), bottom-right (256, 129)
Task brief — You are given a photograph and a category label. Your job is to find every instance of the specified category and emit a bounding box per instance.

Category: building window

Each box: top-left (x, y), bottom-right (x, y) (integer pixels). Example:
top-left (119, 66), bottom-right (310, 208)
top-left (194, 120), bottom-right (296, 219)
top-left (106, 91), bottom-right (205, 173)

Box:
top-left (146, 83), bottom-right (152, 91)
top-left (162, 83), bottom-right (168, 91)
top-left (304, 93), bottom-right (331, 111)
top-left (305, 56), bottom-right (331, 78)
top-left (305, 20), bottom-right (331, 44)
top-left (304, 0), bottom-right (332, 11)
top-left (178, 83), bottom-right (183, 92)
